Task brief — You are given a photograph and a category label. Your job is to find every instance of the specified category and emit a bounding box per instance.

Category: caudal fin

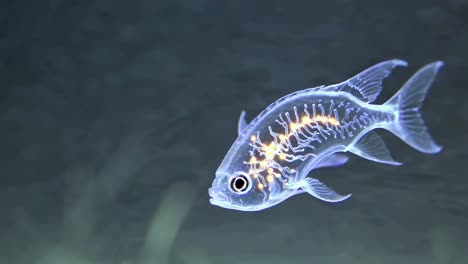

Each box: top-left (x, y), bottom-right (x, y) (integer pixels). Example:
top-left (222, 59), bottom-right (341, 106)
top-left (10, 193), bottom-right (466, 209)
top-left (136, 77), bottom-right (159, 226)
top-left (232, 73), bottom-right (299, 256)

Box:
top-left (384, 61), bottom-right (443, 154)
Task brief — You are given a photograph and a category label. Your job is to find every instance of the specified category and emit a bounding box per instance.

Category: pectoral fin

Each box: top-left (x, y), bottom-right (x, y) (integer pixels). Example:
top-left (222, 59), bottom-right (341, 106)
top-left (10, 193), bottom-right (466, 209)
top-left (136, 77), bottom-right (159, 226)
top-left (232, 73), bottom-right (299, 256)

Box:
top-left (348, 131), bottom-right (402, 165)
top-left (298, 178), bottom-right (351, 203)
top-left (238, 111), bottom-right (248, 135)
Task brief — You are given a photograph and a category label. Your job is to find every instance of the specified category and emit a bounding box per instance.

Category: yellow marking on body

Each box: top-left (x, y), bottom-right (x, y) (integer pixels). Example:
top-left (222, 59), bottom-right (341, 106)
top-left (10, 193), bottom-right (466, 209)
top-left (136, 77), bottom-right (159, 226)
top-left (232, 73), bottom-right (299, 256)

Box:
top-left (248, 114), bottom-right (340, 177)
top-left (249, 156), bottom-right (257, 163)
top-left (299, 114), bottom-right (340, 127)
top-left (290, 122), bottom-right (300, 131)
top-left (258, 183), bottom-right (264, 190)
top-left (266, 175), bottom-right (274, 182)
top-left (279, 153), bottom-right (286, 160)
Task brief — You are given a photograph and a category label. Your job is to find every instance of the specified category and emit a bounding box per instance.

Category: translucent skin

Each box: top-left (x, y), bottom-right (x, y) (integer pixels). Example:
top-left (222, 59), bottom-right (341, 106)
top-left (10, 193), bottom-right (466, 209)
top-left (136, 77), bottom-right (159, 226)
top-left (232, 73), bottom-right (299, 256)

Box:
top-left (209, 60), bottom-right (443, 211)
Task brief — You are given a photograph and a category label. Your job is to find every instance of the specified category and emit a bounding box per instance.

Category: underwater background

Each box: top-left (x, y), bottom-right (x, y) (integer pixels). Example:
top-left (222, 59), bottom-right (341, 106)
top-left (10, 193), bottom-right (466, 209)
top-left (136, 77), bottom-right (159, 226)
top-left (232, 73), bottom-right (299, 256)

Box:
top-left (1, 0), bottom-right (467, 263)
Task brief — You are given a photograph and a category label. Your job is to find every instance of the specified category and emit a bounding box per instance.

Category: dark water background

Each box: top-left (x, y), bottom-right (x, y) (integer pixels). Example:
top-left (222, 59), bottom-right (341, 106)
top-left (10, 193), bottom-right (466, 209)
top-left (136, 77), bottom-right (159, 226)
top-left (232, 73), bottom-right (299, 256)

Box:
top-left (1, 0), bottom-right (467, 263)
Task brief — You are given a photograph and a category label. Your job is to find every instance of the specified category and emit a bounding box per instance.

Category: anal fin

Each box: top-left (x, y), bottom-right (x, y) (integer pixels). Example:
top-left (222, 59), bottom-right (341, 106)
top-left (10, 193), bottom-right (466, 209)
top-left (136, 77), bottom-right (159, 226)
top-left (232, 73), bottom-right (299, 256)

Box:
top-left (348, 131), bottom-right (402, 165)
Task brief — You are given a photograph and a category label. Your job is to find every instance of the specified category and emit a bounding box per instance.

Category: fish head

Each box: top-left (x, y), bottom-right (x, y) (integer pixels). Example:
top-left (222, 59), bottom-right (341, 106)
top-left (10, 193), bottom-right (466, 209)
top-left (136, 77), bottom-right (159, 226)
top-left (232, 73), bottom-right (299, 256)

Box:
top-left (209, 137), bottom-right (292, 211)
top-left (208, 134), bottom-right (272, 211)
top-left (208, 169), bottom-right (272, 211)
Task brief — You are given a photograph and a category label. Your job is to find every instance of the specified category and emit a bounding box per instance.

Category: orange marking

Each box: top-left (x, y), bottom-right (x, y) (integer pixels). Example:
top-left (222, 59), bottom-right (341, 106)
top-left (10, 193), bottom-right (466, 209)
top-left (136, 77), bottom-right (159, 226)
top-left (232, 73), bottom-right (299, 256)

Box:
top-left (248, 114), bottom-right (340, 174)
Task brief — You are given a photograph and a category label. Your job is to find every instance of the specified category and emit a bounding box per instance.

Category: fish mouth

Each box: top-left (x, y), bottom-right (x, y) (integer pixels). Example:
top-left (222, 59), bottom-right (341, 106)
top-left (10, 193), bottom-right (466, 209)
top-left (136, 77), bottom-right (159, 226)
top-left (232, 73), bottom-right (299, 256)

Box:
top-left (208, 187), bottom-right (228, 205)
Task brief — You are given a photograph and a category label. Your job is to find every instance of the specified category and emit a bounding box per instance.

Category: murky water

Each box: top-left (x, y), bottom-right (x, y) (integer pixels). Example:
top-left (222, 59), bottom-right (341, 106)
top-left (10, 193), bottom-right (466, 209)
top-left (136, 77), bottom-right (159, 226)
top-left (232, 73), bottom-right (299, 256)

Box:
top-left (1, 0), bottom-right (467, 263)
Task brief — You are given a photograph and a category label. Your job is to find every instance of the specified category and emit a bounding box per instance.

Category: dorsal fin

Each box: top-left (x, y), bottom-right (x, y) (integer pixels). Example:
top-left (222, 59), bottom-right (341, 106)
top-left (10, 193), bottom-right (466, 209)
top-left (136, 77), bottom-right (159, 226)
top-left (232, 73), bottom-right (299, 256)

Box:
top-left (237, 110), bottom-right (248, 135)
top-left (317, 59), bottom-right (408, 103)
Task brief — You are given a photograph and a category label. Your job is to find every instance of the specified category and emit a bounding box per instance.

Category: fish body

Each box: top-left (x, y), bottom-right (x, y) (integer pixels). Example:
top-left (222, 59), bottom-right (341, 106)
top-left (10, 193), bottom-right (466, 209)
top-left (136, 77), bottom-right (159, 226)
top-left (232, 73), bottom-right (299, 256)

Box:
top-left (209, 59), bottom-right (443, 211)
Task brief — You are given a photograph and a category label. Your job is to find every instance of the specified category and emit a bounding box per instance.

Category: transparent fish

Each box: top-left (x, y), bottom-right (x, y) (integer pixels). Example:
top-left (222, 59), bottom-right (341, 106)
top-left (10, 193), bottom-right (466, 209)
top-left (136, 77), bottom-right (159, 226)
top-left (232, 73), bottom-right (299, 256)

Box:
top-left (209, 59), bottom-right (443, 211)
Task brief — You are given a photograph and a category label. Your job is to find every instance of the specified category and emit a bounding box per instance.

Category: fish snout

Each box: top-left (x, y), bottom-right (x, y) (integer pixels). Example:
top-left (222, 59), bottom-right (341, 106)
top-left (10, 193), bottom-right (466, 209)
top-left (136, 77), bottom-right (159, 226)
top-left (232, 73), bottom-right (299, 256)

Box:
top-left (208, 187), bottom-right (220, 197)
top-left (208, 187), bottom-right (228, 204)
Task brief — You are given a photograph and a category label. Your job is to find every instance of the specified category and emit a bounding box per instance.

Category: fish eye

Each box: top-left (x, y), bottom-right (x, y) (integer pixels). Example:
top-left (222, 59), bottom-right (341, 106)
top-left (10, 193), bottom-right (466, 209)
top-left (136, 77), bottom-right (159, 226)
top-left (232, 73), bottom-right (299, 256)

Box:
top-left (229, 175), bottom-right (250, 194)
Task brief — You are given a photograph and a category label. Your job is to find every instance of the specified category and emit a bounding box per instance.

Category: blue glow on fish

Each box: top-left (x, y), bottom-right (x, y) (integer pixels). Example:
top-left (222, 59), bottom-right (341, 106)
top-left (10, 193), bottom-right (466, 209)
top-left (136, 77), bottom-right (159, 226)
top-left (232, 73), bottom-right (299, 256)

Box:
top-left (208, 59), bottom-right (443, 211)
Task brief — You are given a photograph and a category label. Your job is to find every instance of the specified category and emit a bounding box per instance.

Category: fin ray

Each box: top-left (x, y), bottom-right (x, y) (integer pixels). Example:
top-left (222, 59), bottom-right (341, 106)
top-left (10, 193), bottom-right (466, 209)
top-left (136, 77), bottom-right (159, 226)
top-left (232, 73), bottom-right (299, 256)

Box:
top-left (348, 131), bottom-right (402, 165)
top-left (317, 59), bottom-right (408, 103)
top-left (384, 61), bottom-right (443, 153)
top-left (299, 178), bottom-right (351, 203)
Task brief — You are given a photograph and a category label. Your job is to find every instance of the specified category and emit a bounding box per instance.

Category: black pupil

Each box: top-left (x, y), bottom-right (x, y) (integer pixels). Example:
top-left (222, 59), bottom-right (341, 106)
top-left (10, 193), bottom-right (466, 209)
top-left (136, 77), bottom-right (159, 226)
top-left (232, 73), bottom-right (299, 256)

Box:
top-left (232, 176), bottom-right (247, 192)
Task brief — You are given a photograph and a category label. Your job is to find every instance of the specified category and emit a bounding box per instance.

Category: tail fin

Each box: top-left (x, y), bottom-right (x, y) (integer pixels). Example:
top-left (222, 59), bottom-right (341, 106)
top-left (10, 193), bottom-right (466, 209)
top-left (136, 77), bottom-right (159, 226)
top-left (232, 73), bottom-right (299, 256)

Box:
top-left (384, 61), bottom-right (443, 154)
